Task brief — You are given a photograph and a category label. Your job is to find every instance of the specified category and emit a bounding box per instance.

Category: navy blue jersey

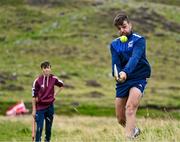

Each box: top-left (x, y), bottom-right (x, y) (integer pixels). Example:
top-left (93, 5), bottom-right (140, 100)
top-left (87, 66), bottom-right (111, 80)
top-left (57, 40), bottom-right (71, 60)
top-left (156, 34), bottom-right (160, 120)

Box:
top-left (110, 32), bottom-right (151, 81)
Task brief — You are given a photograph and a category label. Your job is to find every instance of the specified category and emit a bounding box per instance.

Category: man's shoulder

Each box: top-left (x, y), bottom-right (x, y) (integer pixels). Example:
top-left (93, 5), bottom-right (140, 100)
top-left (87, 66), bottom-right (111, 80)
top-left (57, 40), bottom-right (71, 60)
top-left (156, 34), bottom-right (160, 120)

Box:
top-left (132, 33), bottom-right (145, 41)
top-left (132, 33), bottom-right (142, 38)
top-left (110, 37), bottom-right (120, 47)
top-left (111, 37), bottom-right (119, 43)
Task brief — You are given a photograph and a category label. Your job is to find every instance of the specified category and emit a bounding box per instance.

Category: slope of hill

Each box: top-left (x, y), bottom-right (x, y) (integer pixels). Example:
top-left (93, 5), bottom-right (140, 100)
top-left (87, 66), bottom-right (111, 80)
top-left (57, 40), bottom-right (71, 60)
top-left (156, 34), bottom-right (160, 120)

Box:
top-left (0, 0), bottom-right (180, 119)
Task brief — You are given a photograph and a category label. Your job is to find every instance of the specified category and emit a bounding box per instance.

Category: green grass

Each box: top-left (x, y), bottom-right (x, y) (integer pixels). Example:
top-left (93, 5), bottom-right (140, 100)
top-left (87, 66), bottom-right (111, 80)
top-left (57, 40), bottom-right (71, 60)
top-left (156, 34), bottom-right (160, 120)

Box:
top-left (0, 0), bottom-right (180, 120)
top-left (1, 101), bottom-right (180, 120)
top-left (0, 115), bottom-right (180, 141)
top-left (135, 0), bottom-right (180, 6)
top-left (0, 120), bottom-right (31, 141)
top-left (0, 1), bottom-right (179, 141)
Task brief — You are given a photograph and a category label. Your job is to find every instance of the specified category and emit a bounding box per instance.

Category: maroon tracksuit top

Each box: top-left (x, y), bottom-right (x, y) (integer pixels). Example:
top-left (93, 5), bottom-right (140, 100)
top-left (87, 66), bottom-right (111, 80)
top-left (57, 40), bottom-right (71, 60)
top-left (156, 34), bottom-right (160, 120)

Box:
top-left (32, 74), bottom-right (63, 110)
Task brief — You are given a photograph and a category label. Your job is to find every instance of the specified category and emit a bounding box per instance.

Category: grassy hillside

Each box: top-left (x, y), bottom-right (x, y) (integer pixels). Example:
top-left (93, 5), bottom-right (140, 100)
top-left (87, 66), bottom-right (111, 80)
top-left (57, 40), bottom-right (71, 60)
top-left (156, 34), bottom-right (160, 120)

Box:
top-left (0, 0), bottom-right (180, 119)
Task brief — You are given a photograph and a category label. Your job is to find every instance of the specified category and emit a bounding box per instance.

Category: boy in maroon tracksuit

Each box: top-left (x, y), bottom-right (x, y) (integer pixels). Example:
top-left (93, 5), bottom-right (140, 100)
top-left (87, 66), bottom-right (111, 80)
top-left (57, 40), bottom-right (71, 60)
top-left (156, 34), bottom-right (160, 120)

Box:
top-left (32, 61), bottom-right (64, 142)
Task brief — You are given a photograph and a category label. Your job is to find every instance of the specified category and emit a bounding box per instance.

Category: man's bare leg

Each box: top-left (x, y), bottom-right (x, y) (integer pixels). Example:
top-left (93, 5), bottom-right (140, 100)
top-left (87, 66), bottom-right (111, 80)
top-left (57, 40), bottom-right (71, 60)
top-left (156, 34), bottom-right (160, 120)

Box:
top-left (125, 87), bottom-right (142, 137)
top-left (115, 97), bottom-right (128, 127)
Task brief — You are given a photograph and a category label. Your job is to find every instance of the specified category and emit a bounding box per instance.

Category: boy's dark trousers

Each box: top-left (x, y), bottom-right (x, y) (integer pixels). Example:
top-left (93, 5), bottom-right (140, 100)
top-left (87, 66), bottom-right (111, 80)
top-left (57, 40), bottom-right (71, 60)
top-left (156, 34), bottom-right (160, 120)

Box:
top-left (35, 104), bottom-right (54, 142)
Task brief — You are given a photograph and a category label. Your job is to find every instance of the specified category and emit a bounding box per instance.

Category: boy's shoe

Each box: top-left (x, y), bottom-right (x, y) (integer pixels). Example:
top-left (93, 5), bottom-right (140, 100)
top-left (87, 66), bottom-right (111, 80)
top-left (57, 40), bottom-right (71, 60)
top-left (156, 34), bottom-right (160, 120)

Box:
top-left (132, 127), bottom-right (141, 138)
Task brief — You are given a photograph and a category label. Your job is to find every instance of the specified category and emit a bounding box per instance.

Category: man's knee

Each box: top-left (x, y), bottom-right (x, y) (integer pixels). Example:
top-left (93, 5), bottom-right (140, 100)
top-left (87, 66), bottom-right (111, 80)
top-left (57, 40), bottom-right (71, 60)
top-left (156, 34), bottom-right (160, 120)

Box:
top-left (125, 105), bottom-right (137, 116)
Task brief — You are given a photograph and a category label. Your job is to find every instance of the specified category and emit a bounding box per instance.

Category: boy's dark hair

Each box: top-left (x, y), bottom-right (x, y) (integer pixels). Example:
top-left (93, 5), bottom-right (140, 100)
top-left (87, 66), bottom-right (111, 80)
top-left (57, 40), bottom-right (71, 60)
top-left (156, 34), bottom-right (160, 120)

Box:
top-left (40, 61), bottom-right (51, 69)
top-left (113, 13), bottom-right (129, 27)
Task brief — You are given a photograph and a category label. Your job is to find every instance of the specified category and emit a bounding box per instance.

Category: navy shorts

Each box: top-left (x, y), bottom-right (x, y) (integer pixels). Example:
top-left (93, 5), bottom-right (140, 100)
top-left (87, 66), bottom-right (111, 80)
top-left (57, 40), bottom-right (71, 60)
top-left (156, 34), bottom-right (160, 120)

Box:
top-left (116, 79), bottom-right (147, 98)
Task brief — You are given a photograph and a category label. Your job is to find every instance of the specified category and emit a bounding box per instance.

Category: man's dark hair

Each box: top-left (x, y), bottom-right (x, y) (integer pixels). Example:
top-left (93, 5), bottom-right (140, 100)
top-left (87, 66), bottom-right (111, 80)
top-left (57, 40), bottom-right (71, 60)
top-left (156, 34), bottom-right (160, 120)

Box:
top-left (113, 13), bottom-right (129, 27)
top-left (40, 61), bottom-right (51, 69)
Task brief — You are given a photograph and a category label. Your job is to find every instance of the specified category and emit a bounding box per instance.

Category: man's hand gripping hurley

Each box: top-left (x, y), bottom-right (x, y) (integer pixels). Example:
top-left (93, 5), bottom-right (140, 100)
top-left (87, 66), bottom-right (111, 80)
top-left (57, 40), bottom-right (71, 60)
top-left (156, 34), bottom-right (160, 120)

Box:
top-left (114, 64), bottom-right (126, 83)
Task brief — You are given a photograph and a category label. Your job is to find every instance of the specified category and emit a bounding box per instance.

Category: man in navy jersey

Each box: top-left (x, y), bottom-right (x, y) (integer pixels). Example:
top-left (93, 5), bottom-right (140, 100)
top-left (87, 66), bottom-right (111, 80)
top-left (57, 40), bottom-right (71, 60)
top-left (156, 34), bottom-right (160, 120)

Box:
top-left (32, 61), bottom-right (64, 142)
top-left (110, 13), bottom-right (151, 138)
